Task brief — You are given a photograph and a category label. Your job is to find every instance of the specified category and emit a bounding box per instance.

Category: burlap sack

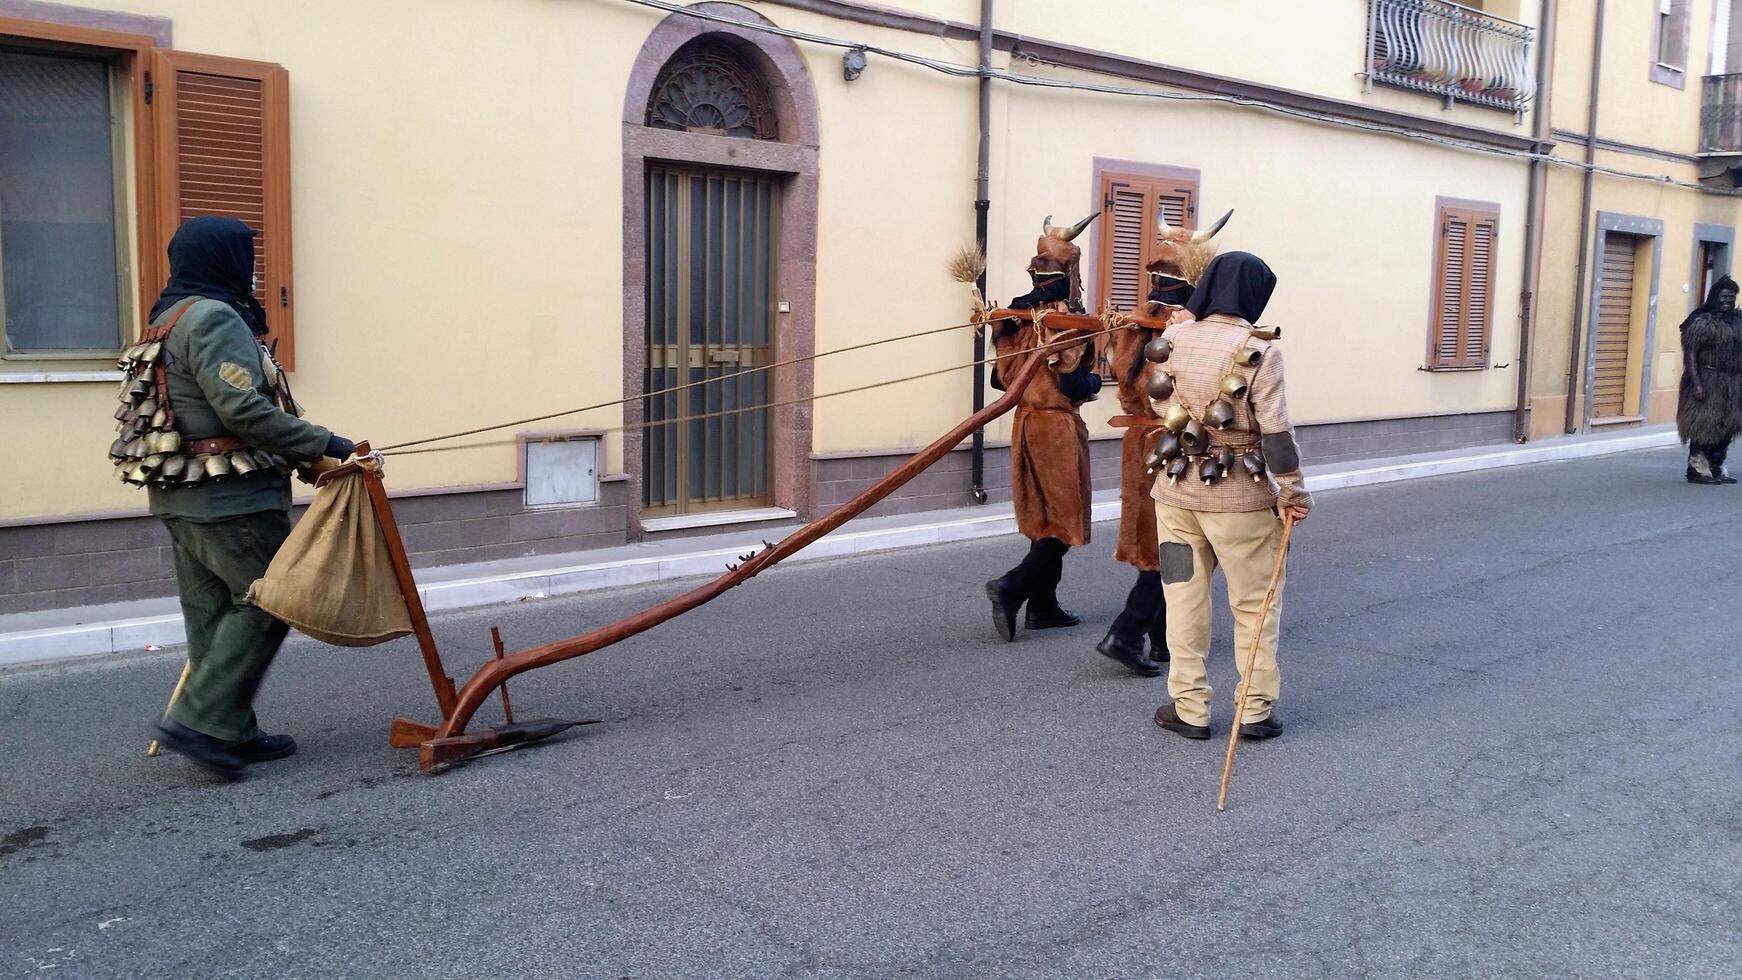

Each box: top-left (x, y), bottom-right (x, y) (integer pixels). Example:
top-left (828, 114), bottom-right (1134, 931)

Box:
top-left (248, 471), bottom-right (414, 647)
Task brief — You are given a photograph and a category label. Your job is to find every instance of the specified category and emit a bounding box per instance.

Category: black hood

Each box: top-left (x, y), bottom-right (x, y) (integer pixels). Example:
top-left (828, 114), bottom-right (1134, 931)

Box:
top-left (1185, 251), bottom-right (1276, 323)
top-left (150, 216), bottom-right (269, 335)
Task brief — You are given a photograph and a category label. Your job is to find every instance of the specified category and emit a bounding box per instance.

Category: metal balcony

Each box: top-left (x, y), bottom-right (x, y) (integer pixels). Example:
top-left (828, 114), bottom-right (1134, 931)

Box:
top-left (1700, 73), bottom-right (1742, 154)
top-left (1365, 0), bottom-right (1536, 113)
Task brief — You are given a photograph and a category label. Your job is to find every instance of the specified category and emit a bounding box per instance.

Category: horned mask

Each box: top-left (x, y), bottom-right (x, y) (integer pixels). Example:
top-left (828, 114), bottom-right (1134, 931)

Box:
top-left (1147, 208), bottom-right (1233, 291)
top-left (1027, 211), bottom-right (1100, 307)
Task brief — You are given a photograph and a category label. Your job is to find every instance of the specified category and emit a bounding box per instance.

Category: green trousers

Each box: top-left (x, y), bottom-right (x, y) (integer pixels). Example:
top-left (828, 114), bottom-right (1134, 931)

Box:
top-left (161, 511), bottom-right (292, 743)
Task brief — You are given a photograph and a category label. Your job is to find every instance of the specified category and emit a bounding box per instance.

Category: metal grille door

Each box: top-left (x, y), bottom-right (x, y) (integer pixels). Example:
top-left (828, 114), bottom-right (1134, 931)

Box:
top-left (644, 166), bottom-right (778, 514)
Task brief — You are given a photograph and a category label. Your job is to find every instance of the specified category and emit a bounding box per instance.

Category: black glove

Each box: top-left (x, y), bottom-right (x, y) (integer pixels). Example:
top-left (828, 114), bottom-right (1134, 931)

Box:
top-left (324, 434), bottom-right (356, 460)
top-left (1058, 357), bottom-right (1102, 404)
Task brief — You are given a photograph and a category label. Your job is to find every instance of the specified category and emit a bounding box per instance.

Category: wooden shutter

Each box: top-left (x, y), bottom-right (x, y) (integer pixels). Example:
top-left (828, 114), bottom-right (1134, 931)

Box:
top-left (151, 51), bottom-right (295, 368)
top-left (1428, 204), bottom-right (1498, 369)
top-left (1095, 171), bottom-right (1198, 316)
top-left (1591, 233), bottom-right (1638, 418)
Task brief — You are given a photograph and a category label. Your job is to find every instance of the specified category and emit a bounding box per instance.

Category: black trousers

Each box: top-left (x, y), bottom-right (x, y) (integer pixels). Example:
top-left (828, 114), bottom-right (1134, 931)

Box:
top-left (1000, 537), bottom-right (1069, 613)
top-left (1108, 569), bottom-right (1167, 647)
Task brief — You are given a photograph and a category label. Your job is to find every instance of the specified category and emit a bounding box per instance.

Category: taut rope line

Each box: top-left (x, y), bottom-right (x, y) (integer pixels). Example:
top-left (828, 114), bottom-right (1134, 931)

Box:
top-left (382, 323), bottom-right (1125, 458)
top-left (376, 318), bottom-right (992, 454)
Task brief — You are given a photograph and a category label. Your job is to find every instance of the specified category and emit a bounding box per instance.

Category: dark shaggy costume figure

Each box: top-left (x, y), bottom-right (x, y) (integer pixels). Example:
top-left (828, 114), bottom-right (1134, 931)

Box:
top-left (1677, 276), bottom-right (1742, 484)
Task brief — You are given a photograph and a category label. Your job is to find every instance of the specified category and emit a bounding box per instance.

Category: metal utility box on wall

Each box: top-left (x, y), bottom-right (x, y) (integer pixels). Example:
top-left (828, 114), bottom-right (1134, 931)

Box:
top-left (524, 435), bottom-right (599, 508)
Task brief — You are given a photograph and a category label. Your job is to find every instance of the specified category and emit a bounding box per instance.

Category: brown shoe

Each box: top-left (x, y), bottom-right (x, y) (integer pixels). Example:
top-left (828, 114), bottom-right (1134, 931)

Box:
top-left (1153, 702), bottom-right (1210, 740)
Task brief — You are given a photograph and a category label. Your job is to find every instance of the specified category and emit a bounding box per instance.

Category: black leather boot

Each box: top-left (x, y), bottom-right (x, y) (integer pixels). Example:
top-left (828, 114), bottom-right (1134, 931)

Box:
top-left (987, 540), bottom-right (1052, 642)
top-left (1025, 538), bottom-right (1080, 630)
top-left (1096, 630), bottom-right (1162, 676)
top-left (985, 575), bottom-right (1027, 643)
top-left (154, 719), bottom-right (244, 779)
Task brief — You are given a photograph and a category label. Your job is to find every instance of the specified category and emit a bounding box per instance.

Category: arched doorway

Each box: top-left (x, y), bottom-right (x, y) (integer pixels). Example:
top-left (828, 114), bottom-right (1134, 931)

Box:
top-left (621, 4), bottom-right (819, 529)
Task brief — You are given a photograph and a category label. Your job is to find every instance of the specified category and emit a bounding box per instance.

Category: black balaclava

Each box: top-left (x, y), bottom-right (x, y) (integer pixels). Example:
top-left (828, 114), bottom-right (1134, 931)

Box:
top-left (1185, 251), bottom-right (1277, 324)
top-left (150, 216), bottom-right (270, 336)
top-left (1010, 274), bottom-right (1074, 310)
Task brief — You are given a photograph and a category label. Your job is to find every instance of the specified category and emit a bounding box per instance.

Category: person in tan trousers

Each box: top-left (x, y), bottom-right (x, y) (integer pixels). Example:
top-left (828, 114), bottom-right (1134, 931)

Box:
top-left (1145, 252), bottom-right (1311, 741)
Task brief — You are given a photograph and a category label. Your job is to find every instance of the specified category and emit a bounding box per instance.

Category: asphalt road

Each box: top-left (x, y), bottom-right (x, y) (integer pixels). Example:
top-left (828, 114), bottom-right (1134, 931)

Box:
top-left (2, 446), bottom-right (1739, 978)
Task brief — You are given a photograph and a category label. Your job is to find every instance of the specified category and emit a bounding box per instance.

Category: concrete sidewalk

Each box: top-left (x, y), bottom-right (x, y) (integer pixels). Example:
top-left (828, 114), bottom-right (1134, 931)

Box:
top-left (0, 423), bottom-right (1678, 667)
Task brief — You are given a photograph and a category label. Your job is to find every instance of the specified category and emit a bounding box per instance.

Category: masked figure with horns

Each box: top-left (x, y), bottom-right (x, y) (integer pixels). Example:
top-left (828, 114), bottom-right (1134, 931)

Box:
top-left (1097, 209), bottom-right (1232, 677)
top-left (983, 212), bottom-right (1103, 642)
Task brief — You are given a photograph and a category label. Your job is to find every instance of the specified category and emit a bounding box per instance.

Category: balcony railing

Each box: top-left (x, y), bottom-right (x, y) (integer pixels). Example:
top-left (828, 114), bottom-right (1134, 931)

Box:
top-left (1701, 73), bottom-right (1742, 154)
top-left (1365, 0), bottom-right (1536, 113)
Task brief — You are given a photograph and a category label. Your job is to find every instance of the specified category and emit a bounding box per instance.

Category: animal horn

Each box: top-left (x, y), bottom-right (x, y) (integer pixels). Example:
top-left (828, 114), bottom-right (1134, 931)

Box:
top-left (1191, 208), bottom-right (1234, 243)
top-left (1062, 210), bottom-right (1100, 241)
top-left (1043, 214), bottom-right (1055, 235)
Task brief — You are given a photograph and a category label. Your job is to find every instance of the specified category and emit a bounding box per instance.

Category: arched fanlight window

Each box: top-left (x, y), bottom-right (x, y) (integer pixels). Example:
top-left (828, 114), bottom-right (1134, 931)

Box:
top-left (645, 36), bottom-right (779, 140)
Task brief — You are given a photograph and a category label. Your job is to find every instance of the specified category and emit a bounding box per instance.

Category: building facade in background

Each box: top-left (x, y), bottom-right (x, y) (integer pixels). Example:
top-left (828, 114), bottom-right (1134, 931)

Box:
top-left (0, 0), bottom-right (1727, 615)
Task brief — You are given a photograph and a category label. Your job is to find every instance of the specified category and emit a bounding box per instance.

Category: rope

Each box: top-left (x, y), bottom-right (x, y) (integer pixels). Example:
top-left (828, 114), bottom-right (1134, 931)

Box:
top-left (383, 322), bottom-right (1123, 458)
top-left (375, 318), bottom-right (988, 453)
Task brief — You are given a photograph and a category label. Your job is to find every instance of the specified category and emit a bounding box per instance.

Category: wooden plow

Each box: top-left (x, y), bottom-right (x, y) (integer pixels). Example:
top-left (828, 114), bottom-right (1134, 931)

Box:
top-left (326, 315), bottom-right (1103, 772)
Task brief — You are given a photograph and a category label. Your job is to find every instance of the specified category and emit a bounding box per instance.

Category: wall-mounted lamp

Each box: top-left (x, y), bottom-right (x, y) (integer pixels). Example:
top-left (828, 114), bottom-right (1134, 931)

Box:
top-left (843, 46), bottom-right (868, 82)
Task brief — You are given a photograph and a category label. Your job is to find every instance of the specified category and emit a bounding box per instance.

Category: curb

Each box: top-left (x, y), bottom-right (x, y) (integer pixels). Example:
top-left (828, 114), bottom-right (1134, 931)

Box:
top-left (0, 429), bottom-right (1679, 668)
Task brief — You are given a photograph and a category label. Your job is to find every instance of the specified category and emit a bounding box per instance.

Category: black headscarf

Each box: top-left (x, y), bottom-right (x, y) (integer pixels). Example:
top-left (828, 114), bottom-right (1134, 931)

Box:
top-left (149, 216), bottom-right (269, 335)
top-left (1185, 251), bottom-right (1277, 323)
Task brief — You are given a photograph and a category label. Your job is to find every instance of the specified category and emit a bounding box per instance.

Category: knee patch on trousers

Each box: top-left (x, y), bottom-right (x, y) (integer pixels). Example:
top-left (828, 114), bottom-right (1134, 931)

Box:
top-left (1159, 542), bottom-right (1195, 584)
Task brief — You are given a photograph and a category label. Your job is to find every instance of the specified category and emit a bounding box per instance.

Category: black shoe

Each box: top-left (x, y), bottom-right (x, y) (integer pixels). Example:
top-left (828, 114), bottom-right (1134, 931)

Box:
top-left (1724, 474), bottom-right (1740, 485)
top-left (1025, 605), bottom-right (1081, 630)
top-left (154, 720), bottom-right (244, 779)
top-left (1687, 467), bottom-right (1725, 485)
top-left (1146, 628), bottom-right (1170, 663)
top-left (230, 732), bottom-right (297, 764)
top-left (1097, 631), bottom-right (1163, 677)
top-left (1239, 713), bottom-right (1283, 740)
top-left (1153, 702), bottom-right (1210, 740)
top-left (986, 577), bottom-right (1024, 643)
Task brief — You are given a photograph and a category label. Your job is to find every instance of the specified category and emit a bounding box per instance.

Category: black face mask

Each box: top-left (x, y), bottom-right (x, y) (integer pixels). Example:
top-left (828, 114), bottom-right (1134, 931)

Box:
top-left (1720, 290), bottom-right (1738, 314)
top-left (1147, 278), bottom-right (1193, 308)
top-left (1010, 274), bottom-right (1072, 309)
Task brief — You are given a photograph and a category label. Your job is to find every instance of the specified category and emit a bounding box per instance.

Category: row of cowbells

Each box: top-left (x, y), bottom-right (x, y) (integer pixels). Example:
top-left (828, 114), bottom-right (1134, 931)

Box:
top-left (108, 333), bottom-right (295, 487)
top-left (1139, 327), bottom-right (1277, 486)
top-left (111, 447), bottom-right (296, 487)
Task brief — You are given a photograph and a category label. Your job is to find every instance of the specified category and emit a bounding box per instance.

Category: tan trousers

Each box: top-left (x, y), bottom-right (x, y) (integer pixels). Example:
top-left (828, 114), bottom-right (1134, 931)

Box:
top-left (1154, 502), bottom-right (1286, 728)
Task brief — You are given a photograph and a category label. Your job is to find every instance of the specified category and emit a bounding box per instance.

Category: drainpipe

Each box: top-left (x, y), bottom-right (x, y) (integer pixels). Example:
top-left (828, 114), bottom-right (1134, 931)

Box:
top-left (1563, 0), bottom-right (1605, 434)
top-left (969, 0), bottom-right (994, 504)
top-left (1514, 0), bottom-right (1557, 442)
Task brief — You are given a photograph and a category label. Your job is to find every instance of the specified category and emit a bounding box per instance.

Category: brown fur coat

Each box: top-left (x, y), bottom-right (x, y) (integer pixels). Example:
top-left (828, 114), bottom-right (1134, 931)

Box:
top-left (1107, 324), bottom-right (1161, 570)
top-left (993, 319), bottom-right (1091, 546)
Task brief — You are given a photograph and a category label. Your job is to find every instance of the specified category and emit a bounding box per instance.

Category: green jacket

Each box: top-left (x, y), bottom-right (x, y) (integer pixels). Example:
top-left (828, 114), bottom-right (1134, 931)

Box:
top-left (147, 298), bottom-right (331, 521)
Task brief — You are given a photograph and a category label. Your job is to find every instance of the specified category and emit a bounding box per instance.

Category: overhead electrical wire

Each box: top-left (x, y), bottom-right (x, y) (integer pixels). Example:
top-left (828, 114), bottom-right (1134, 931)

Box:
top-left (616, 0), bottom-right (1740, 198)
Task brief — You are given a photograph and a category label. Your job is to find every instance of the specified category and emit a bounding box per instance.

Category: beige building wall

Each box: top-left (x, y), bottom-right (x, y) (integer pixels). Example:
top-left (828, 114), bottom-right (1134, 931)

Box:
top-left (1528, 0), bottom-right (1742, 437)
top-left (2, 0), bottom-right (1542, 525)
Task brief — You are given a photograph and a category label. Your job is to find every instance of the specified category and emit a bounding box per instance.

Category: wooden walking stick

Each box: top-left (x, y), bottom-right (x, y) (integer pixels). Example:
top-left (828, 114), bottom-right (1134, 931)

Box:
top-left (1216, 512), bottom-right (1296, 811)
top-left (145, 657), bottom-right (193, 757)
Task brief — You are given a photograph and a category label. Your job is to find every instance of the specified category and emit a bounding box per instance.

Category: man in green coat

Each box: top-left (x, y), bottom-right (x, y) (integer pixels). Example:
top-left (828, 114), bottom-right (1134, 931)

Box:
top-left (128, 217), bottom-right (354, 778)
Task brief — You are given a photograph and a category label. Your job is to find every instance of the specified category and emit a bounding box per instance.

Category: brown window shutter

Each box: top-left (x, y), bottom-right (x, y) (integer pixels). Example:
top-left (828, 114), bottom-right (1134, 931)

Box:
top-left (1095, 172), bottom-right (1200, 316)
top-left (1432, 212), bottom-right (1468, 368)
top-left (1429, 203), bottom-right (1499, 369)
top-left (1100, 178), bottom-right (1150, 313)
top-left (151, 51), bottom-right (295, 369)
top-left (1466, 216), bottom-right (1496, 365)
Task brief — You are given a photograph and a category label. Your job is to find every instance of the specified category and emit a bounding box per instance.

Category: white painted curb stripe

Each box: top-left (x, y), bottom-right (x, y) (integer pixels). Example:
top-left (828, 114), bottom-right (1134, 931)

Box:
top-left (0, 430), bottom-right (1679, 667)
